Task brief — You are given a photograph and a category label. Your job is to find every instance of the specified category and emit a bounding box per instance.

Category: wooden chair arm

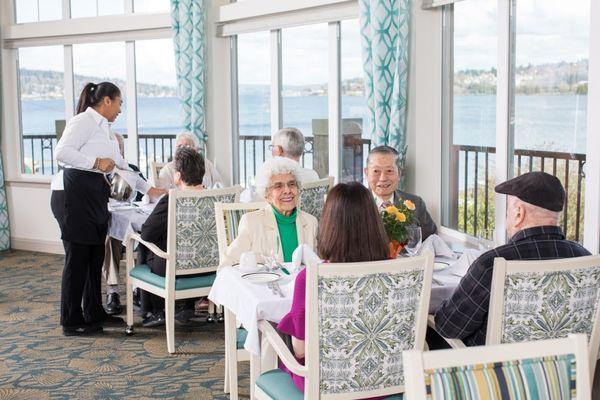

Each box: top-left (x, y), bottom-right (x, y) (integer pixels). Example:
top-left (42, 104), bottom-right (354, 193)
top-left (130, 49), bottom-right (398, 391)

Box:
top-left (125, 232), bottom-right (168, 273)
top-left (427, 314), bottom-right (467, 349)
top-left (258, 320), bottom-right (308, 376)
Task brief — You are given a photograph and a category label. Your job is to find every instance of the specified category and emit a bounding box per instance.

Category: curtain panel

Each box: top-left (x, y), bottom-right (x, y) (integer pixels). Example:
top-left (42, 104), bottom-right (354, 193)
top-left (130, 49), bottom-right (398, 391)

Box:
top-left (170, 0), bottom-right (207, 147)
top-left (360, 0), bottom-right (411, 166)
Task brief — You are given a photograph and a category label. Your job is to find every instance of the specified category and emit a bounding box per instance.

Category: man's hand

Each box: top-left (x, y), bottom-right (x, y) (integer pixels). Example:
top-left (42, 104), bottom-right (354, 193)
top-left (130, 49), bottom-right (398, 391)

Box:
top-left (95, 157), bottom-right (115, 172)
top-left (147, 187), bottom-right (167, 200)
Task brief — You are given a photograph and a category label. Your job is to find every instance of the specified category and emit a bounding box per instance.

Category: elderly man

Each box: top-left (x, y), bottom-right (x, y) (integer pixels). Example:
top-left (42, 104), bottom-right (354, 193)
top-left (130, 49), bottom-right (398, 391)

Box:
top-left (434, 171), bottom-right (590, 347)
top-left (364, 145), bottom-right (437, 240)
top-left (270, 127), bottom-right (319, 183)
top-left (156, 132), bottom-right (223, 189)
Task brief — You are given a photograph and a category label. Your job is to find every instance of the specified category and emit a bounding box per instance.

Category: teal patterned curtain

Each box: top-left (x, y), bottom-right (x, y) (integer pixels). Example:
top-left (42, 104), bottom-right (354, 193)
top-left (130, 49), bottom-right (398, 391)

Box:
top-left (0, 148), bottom-right (9, 250)
top-left (170, 0), bottom-right (207, 148)
top-left (360, 0), bottom-right (411, 162)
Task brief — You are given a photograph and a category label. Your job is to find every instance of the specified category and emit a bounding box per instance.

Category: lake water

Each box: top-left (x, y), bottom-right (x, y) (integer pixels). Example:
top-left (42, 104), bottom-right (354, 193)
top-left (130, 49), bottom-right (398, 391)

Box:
top-left (21, 94), bottom-right (588, 176)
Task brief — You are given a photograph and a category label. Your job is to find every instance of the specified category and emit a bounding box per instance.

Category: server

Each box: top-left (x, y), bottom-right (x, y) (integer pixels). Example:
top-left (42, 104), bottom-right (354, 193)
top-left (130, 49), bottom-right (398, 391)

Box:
top-left (50, 82), bottom-right (162, 336)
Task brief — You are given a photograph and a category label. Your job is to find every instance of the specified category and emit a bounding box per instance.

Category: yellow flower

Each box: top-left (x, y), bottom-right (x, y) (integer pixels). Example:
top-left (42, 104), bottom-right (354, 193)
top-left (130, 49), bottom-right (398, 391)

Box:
top-left (396, 212), bottom-right (407, 222)
top-left (403, 199), bottom-right (416, 211)
top-left (385, 205), bottom-right (399, 215)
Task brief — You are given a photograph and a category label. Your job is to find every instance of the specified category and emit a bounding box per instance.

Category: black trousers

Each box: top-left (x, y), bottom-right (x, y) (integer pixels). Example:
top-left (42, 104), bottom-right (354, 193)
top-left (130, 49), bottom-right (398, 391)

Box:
top-left (52, 187), bottom-right (108, 327)
top-left (60, 241), bottom-right (108, 326)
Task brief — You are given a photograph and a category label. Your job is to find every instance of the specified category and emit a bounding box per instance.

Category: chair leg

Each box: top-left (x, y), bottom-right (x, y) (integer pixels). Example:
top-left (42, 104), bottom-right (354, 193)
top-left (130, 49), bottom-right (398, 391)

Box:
top-left (125, 278), bottom-right (134, 335)
top-left (165, 297), bottom-right (175, 353)
top-left (224, 308), bottom-right (238, 400)
top-left (224, 355), bottom-right (229, 394)
top-left (207, 301), bottom-right (216, 323)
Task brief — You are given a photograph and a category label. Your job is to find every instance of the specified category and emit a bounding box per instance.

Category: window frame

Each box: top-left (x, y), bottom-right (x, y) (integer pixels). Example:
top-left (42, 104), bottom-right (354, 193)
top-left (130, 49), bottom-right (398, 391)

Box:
top-left (1, 0), bottom-right (173, 181)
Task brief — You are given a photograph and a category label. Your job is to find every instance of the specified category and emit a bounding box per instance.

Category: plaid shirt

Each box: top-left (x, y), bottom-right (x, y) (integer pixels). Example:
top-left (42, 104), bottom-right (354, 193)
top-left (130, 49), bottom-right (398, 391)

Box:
top-left (434, 225), bottom-right (590, 346)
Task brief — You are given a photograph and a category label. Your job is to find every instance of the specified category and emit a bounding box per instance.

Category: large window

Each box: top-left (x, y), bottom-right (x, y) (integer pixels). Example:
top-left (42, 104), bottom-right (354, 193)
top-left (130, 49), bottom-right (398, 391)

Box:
top-left (15, 0), bottom-right (62, 23)
top-left (18, 46), bottom-right (65, 175)
top-left (70, 0), bottom-right (124, 18)
top-left (443, 0), bottom-right (590, 243)
top-left (236, 31), bottom-right (271, 186)
top-left (510, 0), bottom-right (590, 241)
top-left (72, 42), bottom-right (127, 134)
top-left (341, 18), bottom-right (368, 183)
top-left (281, 24), bottom-right (329, 178)
top-left (135, 38), bottom-right (181, 175)
top-left (134, 0), bottom-right (170, 13)
top-left (442, 0), bottom-right (497, 239)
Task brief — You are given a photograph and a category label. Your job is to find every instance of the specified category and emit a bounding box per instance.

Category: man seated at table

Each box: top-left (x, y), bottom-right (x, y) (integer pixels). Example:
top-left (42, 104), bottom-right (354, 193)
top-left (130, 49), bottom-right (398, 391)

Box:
top-left (433, 171), bottom-right (590, 347)
top-left (156, 131), bottom-right (223, 190)
top-left (139, 147), bottom-right (206, 326)
top-left (364, 145), bottom-right (437, 240)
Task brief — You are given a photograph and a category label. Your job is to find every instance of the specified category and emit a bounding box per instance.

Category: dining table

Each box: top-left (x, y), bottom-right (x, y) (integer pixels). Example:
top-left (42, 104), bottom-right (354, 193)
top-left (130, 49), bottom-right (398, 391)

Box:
top-left (208, 243), bottom-right (480, 399)
top-left (107, 200), bottom-right (156, 243)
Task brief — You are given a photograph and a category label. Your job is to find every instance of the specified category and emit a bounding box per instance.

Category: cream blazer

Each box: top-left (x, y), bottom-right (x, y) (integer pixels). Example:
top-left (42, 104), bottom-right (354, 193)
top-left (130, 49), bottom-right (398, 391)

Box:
top-left (220, 204), bottom-right (318, 268)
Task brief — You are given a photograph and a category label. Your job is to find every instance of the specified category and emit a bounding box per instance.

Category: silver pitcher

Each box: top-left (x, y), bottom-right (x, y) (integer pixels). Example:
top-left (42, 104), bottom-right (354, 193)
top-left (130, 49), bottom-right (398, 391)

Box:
top-left (106, 173), bottom-right (134, 202)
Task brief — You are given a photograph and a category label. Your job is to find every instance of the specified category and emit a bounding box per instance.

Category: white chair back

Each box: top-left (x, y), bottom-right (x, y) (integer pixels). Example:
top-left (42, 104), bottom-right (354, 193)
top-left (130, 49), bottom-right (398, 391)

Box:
top-left (487, 255), bottom-right (600, 370)
top-left (150, 161), bottom-right (166, 186)
top-left (299, 176), bottom-right (334, 220)
top-left (304, 253), bottom-right (434, 399)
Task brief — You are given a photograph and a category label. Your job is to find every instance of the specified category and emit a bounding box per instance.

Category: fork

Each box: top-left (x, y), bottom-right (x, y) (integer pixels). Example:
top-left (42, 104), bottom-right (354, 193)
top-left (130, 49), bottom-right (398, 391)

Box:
top-left (268, 282), bottom-right (284, 298)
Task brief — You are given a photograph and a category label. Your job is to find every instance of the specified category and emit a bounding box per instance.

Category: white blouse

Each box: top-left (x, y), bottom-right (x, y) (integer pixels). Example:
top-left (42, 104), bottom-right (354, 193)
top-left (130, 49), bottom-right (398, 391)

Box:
top-left (51, 107), bottom-right (150, 194)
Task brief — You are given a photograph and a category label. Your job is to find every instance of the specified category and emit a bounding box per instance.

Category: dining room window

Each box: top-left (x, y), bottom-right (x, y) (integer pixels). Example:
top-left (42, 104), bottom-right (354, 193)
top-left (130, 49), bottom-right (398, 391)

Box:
top-left (17, 45), bottom-right (65, 175)
top-left (441, 0), bottom-right (498, 239)
top-left (133, 0), bottom-right (170, 13)
top-left (14, 0), bottom-right (62, 23)
top-left (70, 0), bottom-right (124, 18)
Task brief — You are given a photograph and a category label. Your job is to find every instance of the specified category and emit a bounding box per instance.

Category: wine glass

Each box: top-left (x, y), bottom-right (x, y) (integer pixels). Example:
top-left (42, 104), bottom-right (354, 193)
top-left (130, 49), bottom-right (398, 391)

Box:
top-left (405, 226), bottom-right (422, 257)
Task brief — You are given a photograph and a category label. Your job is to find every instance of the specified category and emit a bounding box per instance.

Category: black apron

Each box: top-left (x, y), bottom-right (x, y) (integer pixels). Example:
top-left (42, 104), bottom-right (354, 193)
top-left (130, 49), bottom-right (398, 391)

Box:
top-left (60, 168), bottom-right (110, 245)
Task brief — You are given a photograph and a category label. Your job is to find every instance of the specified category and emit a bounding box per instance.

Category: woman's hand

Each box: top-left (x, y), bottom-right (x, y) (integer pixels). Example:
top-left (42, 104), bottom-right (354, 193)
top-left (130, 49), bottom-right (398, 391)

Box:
top-left (94, 157), bottom-right (115, 172)
top-left (147, 187), bottom-right (167, 200)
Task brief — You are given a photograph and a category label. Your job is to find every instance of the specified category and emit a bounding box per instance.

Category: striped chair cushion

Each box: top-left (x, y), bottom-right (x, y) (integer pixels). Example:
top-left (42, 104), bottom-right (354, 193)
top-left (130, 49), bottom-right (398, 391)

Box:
top-left (424, 354), bottom-right (576, 399)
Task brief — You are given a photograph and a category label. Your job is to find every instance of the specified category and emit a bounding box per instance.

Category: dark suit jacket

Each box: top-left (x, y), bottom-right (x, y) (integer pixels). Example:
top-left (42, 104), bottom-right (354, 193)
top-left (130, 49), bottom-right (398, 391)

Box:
top-left (395, 190), bottom-right (437, 240)
top-left (140, 194), bottom-right (168, 276)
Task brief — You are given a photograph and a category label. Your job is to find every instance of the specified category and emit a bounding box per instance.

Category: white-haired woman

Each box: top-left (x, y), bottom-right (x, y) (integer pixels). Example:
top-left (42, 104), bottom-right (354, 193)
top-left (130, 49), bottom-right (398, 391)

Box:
top-left (221, 156), bottom-right (318, 267)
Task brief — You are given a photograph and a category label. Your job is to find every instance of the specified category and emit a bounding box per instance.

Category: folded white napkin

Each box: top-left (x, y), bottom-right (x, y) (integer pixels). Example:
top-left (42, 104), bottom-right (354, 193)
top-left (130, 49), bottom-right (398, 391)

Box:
top-left (420, 234), bottom-right (455, 258)
top-left (447, 248), bottom-right (485, 277)
top-left (292, 244), bottom-right (321, 271)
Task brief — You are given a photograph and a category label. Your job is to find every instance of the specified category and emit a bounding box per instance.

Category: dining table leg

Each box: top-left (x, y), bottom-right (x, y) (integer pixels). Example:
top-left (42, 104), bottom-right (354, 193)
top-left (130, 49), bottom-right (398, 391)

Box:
top-left (250, 352), bottom-right (261, 400)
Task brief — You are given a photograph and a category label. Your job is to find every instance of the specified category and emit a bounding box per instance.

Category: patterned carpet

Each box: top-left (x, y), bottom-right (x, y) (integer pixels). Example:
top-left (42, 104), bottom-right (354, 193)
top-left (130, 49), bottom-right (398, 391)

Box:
top-left (0, 250), bottom-right (250, 399)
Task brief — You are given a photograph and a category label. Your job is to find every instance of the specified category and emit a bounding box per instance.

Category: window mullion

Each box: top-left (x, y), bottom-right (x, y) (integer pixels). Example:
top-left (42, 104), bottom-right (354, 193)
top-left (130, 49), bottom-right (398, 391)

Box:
top-left (328, 21), bottom-right (340, 182)
top-left (125, 40), bottom-right (139, 164)
top-left (270, 29), bottom-right (282, 132)
top-left (64, 45), bottom-right (74, 119)
top-left (230, 36), bottom-right (240, 184)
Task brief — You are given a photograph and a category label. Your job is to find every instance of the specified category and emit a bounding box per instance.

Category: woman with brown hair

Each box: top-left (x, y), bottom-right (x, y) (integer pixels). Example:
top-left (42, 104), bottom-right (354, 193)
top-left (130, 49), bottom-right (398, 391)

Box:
top-left (276, 182), bottom-right (390, 393)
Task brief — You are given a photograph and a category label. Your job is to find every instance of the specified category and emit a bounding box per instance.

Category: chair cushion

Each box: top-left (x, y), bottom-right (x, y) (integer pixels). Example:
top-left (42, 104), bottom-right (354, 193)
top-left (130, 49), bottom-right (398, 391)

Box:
top-left (130, 264), bottom-right (216, 291)
top-left (256, 369), bottom-right (403, 399)
top-left (256, 369), bottom-right (303, 400)
top-left (424, 354), bottom-right (576, 399)
top-left (236, 328), bottom-right (248, 350)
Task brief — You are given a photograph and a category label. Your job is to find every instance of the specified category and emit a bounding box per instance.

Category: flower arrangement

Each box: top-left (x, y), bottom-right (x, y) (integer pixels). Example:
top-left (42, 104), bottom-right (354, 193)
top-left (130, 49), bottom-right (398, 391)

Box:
top-left (381, 199), bottom-right (417, 258)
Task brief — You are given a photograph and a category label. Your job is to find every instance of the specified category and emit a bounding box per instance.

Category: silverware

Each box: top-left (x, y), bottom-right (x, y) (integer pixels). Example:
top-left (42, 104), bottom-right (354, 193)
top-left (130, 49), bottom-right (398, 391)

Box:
top-left (270, 282), bottom-right (284, 297)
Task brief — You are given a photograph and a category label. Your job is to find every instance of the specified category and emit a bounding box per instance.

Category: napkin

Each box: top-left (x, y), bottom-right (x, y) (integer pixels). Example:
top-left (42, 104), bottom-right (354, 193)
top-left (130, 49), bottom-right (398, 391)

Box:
top-left (292, 244), bottom-right (321, 271)
top-left (420, 234), bottom-right (455, 258)
top-left (447, 248), bottom-right (484, 277)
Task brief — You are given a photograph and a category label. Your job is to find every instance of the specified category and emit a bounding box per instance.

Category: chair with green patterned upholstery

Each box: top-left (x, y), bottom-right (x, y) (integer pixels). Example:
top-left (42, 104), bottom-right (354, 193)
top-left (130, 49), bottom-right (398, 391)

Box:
top-left (430, 254), bottom-right (600, 378)
top-left (124, 186), bottom-right (241, 354)
top-left (299, 176), bottom-right (334, 221)
top-left (255, 254), bottom-right (434, 399)
top-left (214, 201), bottom-right (266, 400)
top-left (403, 334), bottom-right (590, 400)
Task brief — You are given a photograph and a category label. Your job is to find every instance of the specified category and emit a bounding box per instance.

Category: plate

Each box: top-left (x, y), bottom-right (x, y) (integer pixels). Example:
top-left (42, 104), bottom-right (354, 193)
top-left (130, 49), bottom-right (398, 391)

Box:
top-left (434, 261), bottom-right (449, 272)
top-left (241, 272), bottom-right (281, 284)
top-left (238, 263), bottom-right (265, 273)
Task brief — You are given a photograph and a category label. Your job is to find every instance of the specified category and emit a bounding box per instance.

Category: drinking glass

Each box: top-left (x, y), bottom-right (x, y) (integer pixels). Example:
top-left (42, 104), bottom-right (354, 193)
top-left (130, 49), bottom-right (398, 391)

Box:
top-left (477, 228), bottom-right (496, 251)
top-left (405, 226), bottom-right (422, 257)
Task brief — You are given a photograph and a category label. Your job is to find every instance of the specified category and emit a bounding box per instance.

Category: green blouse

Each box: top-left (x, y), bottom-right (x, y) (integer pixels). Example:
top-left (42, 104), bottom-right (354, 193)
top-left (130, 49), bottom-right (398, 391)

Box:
top-left (272, 206), bottom-right (299, 262)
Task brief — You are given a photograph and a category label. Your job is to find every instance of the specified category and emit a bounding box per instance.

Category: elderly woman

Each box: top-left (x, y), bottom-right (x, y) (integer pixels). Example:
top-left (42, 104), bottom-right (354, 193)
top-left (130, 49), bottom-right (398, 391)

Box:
top-left (221, 157), bottom-right (318, 266)
top-left (277, 182), bottom-right (391, 397)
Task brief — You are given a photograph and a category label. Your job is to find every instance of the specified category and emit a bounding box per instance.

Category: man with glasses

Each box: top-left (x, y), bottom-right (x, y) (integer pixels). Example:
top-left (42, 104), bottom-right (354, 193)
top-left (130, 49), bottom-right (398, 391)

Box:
top-left (155, 132), bottom-right (223, 190)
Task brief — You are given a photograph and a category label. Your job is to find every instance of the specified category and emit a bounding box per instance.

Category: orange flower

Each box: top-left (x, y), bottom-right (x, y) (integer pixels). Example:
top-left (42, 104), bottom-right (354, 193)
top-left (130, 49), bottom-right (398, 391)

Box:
top-left (396, 212), bottom-right (407, 222)
top-left (385, 205), bottom-right (399, 215)
top-left (403, 199), bottom-right (416, 211)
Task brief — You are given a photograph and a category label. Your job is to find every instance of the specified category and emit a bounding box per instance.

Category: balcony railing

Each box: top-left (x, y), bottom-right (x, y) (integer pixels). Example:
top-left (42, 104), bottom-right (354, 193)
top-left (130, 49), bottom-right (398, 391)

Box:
top-left (453, 144), bottom-right (586, 242)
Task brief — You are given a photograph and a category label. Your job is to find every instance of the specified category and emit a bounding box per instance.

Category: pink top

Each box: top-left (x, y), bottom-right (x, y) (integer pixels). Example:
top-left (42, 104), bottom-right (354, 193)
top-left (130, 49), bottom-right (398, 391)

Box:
top-left (277, 268), bottom-right (391, 399)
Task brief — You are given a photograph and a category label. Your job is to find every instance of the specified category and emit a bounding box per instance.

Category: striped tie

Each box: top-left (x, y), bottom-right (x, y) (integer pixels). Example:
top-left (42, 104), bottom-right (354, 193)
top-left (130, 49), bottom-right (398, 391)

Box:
top-left (380, 200), bottom-right (393, 212)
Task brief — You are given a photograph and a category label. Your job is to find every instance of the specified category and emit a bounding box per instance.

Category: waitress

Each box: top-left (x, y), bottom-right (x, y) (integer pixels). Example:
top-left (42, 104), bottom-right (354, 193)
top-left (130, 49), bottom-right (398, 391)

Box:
top-left (50, 82), bottom-right (163, 336)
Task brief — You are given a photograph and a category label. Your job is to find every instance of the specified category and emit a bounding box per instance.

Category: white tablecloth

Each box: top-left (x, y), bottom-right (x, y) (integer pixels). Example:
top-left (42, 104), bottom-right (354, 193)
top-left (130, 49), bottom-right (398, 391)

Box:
top-left (209, 256), bottom-right (470, 356)
top-left (107, 201), bottom-right (156, 243)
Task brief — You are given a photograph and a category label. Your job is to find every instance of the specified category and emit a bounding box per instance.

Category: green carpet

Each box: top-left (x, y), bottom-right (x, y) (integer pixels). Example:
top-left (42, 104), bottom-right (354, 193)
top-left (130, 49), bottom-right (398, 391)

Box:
top-left (0, 250), bottom-right (250, 399)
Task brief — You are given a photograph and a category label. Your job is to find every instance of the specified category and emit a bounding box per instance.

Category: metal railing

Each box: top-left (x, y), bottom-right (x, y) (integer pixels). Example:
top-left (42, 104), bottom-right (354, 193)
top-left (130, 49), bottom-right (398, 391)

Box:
top-left (454, 144), bottom-right (586, 241)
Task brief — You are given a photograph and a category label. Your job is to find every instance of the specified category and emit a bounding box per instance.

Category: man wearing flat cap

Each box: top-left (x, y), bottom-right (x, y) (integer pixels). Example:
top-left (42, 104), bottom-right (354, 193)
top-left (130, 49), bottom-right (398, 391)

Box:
top-left (432, 171), bottom-right (590, 347)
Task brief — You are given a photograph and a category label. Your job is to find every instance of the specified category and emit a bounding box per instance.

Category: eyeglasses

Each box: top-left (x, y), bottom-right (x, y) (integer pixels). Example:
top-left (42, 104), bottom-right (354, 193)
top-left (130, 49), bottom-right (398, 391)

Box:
top-left (268, 180), bottom-right (298, 191)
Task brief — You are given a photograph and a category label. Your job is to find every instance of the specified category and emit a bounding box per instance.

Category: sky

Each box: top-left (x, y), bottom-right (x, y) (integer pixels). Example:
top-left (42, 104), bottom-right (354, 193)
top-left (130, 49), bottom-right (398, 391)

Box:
top-left (16, 1), bottom-right (592, 85)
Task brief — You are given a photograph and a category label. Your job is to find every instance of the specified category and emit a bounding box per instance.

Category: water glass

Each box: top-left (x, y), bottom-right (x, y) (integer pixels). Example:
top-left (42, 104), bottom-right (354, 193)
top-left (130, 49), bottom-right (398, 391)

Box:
top-left (405, 226), bottom-right (422, 257)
